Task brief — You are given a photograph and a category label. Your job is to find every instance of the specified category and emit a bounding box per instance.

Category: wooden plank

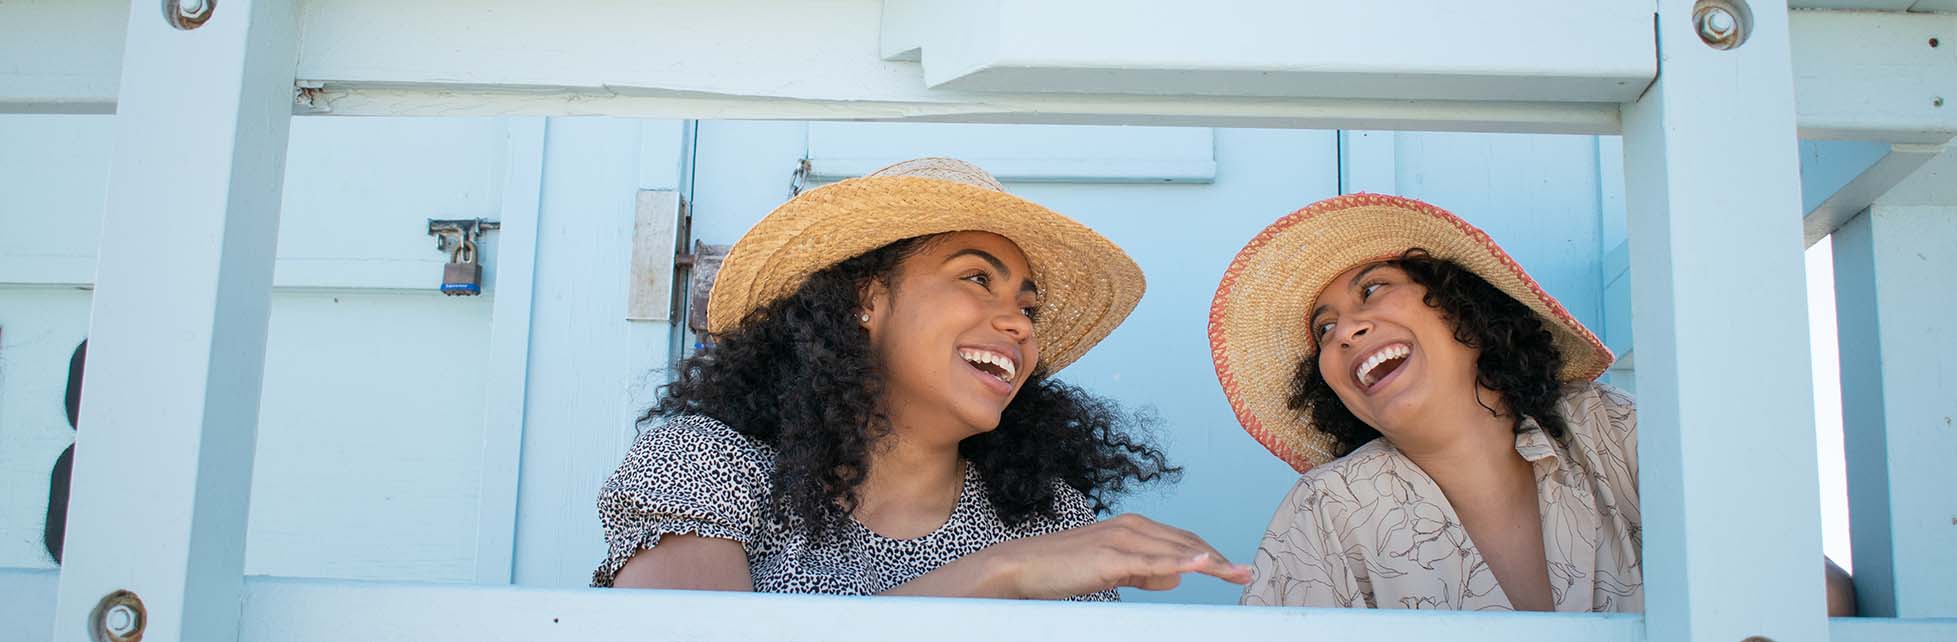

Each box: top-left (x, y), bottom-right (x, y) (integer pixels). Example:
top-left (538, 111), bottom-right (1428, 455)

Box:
top-left (1619, 1), bottom-right (1830, 641)
top-left (234, 576), bottom-right (1644, 642)
top-left (510, 118), bottom-right (648, 587)
top-left (474, 117), bottom-right (547, 584)
top-left (50, 1), bottom-right (298, 642)
top-left (0, 568), bottom-right (58, 642)
top-left (1832, 148), bottom-right (1957, 617)
top-left (1337, 130), bottom-right (1397, 195)
top-left (1802, 143), bottom-right (1945, 246)
top-left (885, 0), bottom-right (1653, 102)
top-left (1790, 10), bottom-right (1957, 143)
top-left (1828, 617), bottom-right (1957, 642)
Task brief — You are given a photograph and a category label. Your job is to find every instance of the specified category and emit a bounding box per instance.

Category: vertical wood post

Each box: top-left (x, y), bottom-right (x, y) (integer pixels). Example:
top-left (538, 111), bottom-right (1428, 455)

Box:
top-left (52, 1), bottom-right (297, 641)
top-left (1621, 0), bottom-right (1828, 639)
top-left (1833, 149), bottom-right (1957, 618)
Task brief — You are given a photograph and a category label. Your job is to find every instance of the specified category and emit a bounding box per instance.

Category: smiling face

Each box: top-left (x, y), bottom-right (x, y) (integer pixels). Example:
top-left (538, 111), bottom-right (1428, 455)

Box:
top-left (862, 231), bottom-right (1042, 440)
top-left (1308, 262), bottom-right (1486, 442)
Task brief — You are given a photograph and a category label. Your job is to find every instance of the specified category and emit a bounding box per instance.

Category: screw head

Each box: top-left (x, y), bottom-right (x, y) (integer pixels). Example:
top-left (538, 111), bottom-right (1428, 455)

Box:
top-left (177, 0), bottom-right (209, 18)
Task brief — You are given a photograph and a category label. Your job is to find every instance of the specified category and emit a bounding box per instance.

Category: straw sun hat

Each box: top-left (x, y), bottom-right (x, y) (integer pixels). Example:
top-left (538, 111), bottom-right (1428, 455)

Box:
top-left (706, 158), bottom-right (1144, 375)
top-left (1208, 193), bottom-right (1614, 473)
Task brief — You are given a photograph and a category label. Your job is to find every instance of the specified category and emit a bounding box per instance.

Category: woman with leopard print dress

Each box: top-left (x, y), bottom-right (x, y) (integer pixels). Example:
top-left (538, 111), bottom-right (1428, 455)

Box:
top-left (593, 158), bottom-right (1248, 600)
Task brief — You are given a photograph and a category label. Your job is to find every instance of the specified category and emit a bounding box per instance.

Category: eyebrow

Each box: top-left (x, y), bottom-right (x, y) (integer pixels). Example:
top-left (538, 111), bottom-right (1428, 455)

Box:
top-left (1309, 263), bottom-right (1392, 324)
top-left (947, 248), bottom-right (1039, 294)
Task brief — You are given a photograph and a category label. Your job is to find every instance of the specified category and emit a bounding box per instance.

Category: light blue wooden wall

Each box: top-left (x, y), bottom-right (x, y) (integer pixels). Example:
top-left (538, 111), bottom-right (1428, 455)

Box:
top-left (2, 115), bottom-right (1624, 609)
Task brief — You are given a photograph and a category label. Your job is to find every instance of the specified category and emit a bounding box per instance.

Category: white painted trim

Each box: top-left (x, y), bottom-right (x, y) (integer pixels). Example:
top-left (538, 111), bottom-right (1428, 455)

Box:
top-left (473, 117), bottom-right (546, 585)
top-left (52, 1), bottom-right (299, 641)
top-left (235, 576), bottom-right (1646, 642)
top-left (1620, 1), bottom-right (1828, 640)
top-left (10, 570), bottom-right (1955, 642)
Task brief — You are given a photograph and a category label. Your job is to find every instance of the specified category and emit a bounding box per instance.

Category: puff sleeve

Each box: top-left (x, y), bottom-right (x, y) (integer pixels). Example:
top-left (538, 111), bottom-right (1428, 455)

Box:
top-left (591, 415), bottom-right (770, 587)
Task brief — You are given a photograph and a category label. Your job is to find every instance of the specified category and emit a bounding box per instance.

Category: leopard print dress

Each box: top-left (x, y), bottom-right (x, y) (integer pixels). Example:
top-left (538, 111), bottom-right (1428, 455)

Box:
top-left (592, 414), bottom-right (1118, 600)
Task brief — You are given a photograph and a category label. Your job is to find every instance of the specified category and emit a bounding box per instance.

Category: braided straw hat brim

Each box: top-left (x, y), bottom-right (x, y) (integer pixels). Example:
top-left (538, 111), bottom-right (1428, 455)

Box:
top-left (1208, 194), bottom-right (1613, 473)
top-left (708, 175), bottom-right (1144, 375)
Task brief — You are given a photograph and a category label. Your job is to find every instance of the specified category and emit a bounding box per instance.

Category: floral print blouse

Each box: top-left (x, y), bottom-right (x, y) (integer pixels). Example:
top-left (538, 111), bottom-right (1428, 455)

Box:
top-left (1242, 382), bottom-right (1644, 612)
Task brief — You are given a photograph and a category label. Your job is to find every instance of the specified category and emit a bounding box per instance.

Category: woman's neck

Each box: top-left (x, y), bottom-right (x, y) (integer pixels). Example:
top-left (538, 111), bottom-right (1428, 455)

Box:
top-left (851, 416), bottom-right (966, 539)
top-left (1393, 387), bottom-right (1533, 506)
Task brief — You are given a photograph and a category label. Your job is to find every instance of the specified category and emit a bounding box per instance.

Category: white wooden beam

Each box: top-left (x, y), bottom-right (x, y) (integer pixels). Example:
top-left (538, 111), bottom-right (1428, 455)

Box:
top-left (4, 3), bottom-right (1950, 141)
top-left (1831, 146), bottom-right (1957, 618)
top-left (1790, 9), bottom-right (1957, 143)
top-left (882, 0), bottom-right (1653, 103)
top-left (1801, 142), bottom-right (1948, 245)
top-left (0, 0), bottom-right (124, 114)
top-left (50, 1), bottom-right (298, 642)
top-left (1620, 0), bottom-right (1828, 640)
top-left (234, 576), bottom-right (1646, 642)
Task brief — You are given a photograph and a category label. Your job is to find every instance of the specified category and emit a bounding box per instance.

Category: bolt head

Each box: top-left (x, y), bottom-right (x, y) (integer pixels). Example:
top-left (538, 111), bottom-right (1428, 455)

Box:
top-left (1699, 8), bottom-right (1736, 39)
top-left (178, 0), bottom-right (209, 18)
top-left (104, 604), bottom-right (137, 635)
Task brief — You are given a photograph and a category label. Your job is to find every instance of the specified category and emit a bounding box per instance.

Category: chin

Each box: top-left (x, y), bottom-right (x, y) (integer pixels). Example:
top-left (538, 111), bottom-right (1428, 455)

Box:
top-left (952, 404), bottom-right (1008, 435)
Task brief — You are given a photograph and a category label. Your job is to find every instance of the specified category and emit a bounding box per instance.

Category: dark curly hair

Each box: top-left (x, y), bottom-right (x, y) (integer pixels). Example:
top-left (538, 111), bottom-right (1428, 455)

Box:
top-left (1289, 249), bottom-right (1568, 457)
top-left (645, 235), bottom-right (1176, 541)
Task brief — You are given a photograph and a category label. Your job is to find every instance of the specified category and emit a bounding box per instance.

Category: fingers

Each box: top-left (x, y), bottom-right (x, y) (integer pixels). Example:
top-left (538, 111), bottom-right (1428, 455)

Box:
top-left (1113, 552), bottom-right (1252, 592)
top-left (1102, 515), bottom-right (1252, 586)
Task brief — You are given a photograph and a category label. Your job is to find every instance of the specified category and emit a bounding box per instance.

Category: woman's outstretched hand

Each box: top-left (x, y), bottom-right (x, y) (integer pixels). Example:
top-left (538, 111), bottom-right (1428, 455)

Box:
top-left (885, 513), bottom-right (1252, 599)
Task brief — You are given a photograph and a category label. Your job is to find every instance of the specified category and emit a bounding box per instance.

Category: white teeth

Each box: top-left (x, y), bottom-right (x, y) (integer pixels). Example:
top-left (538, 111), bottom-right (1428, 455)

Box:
top-left (1355, 344), bottom-right (1410, 387)
top-left (960, 349), bottom-right (1017, 383)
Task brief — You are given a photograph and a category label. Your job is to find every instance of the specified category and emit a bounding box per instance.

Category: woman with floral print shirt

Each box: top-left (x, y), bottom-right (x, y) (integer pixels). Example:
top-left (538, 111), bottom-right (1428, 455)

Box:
top-left (1209, 194), bottom-right (1853, 613)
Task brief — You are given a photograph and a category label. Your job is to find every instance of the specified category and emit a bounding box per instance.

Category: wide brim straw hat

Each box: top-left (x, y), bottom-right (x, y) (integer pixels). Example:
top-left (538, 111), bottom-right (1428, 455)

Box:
top-left (1208, 193), bottom-right (1613, 473)
top-left (707, 157), bottom-right (1144, 375)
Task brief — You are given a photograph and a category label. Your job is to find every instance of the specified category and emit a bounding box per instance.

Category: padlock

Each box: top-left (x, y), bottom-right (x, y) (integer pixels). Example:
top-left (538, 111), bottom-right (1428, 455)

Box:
top-left (441, 239), bottom-right (483, 296)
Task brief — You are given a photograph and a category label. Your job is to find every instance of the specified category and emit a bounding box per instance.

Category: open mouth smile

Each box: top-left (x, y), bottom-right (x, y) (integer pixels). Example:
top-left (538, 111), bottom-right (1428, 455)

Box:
top-left (1353, 343), bottom-right (1411, 392)
top-left (959, 347), bottom-right (1019, 391)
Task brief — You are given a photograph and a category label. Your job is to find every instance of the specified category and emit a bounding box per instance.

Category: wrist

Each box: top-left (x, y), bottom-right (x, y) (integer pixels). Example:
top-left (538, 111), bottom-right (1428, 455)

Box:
top-left (972, 546), bottom-right (1026, 599)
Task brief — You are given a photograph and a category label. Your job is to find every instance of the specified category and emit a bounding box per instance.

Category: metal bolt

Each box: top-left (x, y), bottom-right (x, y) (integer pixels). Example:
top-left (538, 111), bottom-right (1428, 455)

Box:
top-left (1699, 8), bottom-right (1736, 41)
top-left (104, 605), bottom-right (136, 636)
top-left (178, 0), bottom-right (209, 17)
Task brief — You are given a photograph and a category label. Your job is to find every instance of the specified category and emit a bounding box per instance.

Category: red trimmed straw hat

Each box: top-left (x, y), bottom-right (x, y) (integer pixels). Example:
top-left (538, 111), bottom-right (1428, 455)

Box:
top-left (1208, 193), bottom-right (1614, 473)
top-left (707, 157), bottom-right (1145, 375)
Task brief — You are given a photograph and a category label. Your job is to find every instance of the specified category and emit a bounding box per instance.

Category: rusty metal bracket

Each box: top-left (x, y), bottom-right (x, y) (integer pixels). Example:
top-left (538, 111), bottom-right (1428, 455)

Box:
top-left (676, 240), bottom-right (731, 333)
top-left (426, 218), bottom-right (500, 256)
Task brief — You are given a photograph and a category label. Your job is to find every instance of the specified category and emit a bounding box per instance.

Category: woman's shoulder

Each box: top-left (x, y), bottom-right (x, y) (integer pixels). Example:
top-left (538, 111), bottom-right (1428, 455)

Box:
top-left (1557, 381), bottom-right (1637, 437)
top-left (1270, 439), bottom-right (1402, 519)
top-left (628, 414), bottom-right (776, 472)
top-left (1299, 438), bottom-right (1399, 487)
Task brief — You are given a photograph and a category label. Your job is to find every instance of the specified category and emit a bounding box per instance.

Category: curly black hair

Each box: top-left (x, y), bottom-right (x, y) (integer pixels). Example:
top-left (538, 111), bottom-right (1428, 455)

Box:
top-left (645, 235), bottom-right (1176, 541)
top-left (1289, 249), bottom-right (1568, 457)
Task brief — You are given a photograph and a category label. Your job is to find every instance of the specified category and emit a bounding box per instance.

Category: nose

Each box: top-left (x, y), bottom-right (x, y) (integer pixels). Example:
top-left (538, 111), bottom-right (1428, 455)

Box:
top-left (994, 305), bottom-right (1034, 342)
top-left (1334, 317), bottom-right (1372, 347)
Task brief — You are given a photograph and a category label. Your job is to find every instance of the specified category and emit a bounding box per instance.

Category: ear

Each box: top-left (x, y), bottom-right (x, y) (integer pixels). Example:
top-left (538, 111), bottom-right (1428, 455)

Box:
top-left (859, 278), bottom-right (892, 341)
